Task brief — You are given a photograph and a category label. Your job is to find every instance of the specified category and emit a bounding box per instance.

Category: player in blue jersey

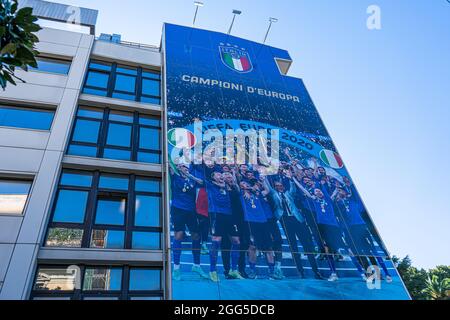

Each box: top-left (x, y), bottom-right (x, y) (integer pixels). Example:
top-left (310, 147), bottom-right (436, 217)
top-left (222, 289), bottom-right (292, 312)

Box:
top-left (170, 164), bottom-right (208, 281)
top-left (206, 171), bottom-right (242, 282)
top-left (239, 181), bottom-right (283, 280)
top-left (256, 180), bottom-right (284, 279)
top-left (334, 187), bottom-right (393, 283)
top-left (302, 187), bottom-right (366, 282)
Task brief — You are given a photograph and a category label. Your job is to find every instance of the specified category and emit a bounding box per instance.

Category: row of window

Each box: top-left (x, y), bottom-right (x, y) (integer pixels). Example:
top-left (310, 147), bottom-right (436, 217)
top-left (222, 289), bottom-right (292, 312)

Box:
top-left (45, 170), bottom-right (162, 250)
top-left (83, 61), bottom-right (162, 104)
top-left (32, 265), bottom-right (163, 300)
top-left (27, 57), bottom-right (163, 107)
top-left (67, 106), bottom-right (161, 163)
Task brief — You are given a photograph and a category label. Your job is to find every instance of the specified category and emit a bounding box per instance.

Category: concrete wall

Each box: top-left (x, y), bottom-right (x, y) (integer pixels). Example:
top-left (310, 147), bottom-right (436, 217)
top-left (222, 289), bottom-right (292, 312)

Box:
top-left (0, 27), bottom-right (94, 299)
top-left (0, 24), bottom-right (164, 299)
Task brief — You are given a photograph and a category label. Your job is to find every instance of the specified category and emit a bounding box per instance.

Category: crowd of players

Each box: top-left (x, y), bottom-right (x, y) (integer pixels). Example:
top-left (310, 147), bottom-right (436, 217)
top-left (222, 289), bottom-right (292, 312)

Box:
top-left (170, 148), bottom-right (393, 283)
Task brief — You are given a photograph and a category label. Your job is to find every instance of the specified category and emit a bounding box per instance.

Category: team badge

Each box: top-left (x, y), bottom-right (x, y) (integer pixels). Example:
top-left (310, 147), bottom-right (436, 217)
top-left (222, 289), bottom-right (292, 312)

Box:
top-left (219, 43), bottom-right (253, 73)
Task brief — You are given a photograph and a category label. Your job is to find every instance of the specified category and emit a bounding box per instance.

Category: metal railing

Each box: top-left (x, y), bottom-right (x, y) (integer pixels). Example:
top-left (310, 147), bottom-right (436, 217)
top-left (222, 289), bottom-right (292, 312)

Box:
top-left (96, 37), bottom-right (160, 52)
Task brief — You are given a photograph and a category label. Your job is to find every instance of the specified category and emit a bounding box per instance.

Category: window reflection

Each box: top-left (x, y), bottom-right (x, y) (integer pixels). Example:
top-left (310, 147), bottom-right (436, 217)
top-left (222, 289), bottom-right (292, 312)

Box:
top-left (0, 179), bottom-right (32, 215)
top-left (52, 190), bottom-right (88, 223)
top-left (95, 198), bottom-right (126, 226)
top-left (83, 268), bottom-right (122, 291)
top-left (46, 228), bottom-right (83, 248)
top-left (90, 230), bottom-right (125, 249)
top-left (34, 267), bottom-right (79, 291)
top-left (0, 105), bottom-right (55, 130)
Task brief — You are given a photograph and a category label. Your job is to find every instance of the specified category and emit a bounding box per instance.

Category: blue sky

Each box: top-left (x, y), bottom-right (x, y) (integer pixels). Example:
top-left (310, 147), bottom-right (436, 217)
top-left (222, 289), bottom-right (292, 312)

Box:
top-left (52, 0), bottom-right (450, 269)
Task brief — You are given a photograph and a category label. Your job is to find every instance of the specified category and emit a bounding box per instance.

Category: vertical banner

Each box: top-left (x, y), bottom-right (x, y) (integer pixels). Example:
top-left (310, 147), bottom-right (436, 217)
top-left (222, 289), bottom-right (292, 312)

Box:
top-left (163, 23), bottom-right (410, 300)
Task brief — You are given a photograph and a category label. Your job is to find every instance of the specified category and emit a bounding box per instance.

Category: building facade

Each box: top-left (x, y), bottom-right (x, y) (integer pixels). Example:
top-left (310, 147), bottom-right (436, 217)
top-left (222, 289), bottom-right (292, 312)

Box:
top-left (0, 1), bottom-right (410, 300)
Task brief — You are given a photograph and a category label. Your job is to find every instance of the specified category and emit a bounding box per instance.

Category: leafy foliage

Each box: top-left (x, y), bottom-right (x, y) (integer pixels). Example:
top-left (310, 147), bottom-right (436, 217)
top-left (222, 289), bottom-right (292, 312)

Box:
top-left (0, 0), bottom-right (41, 90)
top-left (393, 255), bottom-right (450, 300)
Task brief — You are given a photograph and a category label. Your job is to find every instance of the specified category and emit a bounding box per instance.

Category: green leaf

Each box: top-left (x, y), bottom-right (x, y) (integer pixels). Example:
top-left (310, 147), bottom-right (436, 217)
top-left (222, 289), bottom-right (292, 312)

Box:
top-left (0, 42), bottom-right (17, 55)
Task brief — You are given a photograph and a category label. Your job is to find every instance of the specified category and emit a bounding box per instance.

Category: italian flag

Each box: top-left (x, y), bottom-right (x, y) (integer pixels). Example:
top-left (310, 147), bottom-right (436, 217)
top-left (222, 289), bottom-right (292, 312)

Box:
top-left (320, 149), bottom-right (344, 169)
top-left (168, 128), bottom-right (196, 149)
top-left (223, 52), bottom-right (250, 72)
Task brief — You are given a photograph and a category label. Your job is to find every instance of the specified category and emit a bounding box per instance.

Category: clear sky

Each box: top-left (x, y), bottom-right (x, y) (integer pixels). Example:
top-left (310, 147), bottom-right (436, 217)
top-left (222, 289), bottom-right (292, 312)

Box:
top-left (51, 0), bottom-right (450, 269)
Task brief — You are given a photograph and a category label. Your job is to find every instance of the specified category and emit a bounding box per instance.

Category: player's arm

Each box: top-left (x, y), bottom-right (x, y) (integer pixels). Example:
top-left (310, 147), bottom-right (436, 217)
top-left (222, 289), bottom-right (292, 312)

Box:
top-left (187, 172), bottom-right (204, 186)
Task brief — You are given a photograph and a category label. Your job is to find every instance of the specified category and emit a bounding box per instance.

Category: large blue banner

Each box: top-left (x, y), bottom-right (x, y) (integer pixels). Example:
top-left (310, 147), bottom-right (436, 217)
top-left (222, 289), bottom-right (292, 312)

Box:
top-left (164, 23), bottom-right (410, 300)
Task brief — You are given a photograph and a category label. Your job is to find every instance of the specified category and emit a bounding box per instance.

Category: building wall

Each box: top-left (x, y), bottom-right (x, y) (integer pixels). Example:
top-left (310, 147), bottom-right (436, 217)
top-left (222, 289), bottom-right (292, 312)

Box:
top-left (0, 26), bottom-right (164, 300)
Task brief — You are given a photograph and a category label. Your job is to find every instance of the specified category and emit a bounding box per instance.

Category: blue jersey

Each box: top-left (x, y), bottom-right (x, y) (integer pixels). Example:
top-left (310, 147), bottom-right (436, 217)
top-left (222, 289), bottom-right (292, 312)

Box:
top-left (337, 198), bottom-right (366, 226)
top-left (171, 174), bottom-right (198, 212)
top-left (313, 196), bottom-right (339, 226)
top-left (260, 196), bottom-right (274, 220)
top-left (240, 193), bottom-right (267, 223)
top-left (206, 181), bottom-right (232, 215)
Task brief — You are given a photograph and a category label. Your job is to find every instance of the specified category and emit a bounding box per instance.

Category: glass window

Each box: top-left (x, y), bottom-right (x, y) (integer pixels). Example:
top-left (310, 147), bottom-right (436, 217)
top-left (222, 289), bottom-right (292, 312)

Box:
top-left (129, 269), bottom-right (161, 291)
top-left (72, 119), bottom-right (100, 143)
top-left (103, 148), bottom-right (131, 161)
top-left (139, 116), bottom-right (160, 127)
top-left (99, 175), bottom-right (129, 191)
top-left (46, 228), bottom-right (83, 248)
top-left (34, 267), bottom-right (79, 291)
top-left (112, 92), bottom-right (136, 101)
top-left (89, 61), bottom-right (111, 71)
top-left (0, 179), bottom-right (32, 215)
top-left (60, 171), bottom-right (93, 187)
top-left (67, 145), bottom-right (98, 157)
top-left (31, 57), bottom-right (71, 75)
top-left (83, 268), bottom-right (122, 291)
top-left (138, 152), bottom-right (160, 164)
top-left (90, 230), bottom-right (125, 249)
top-left (140, 96), bottom-right (161, 105)
top-left (85, 71), bottom-right (109, 89)
top-left (52, 190), bottom-right (88, 223)
top-left (82, 60), bottom-right (161, 104)
top-left (83, 87), bottom-right (108, 96)
top-left (135, 178), bottom-right (161, 193)
top-left (95, 198), bottom-right (126, 226)
top-left (116, 66), bottom-right (138, 75)
top-left (0, 105), bottom-right (54, 130)
top-left (77, 107), bottom-right (104, 119)
top-left (114, 74), bottom-right (136, 93)
top-left (142, 79), bottom-right (160, 97)
top-left (109, 111), bottom-right (133, 123)
top-left (132, 232), bottom-right (160, 250)
top-left (135, 195), bottom-right (160, 227)
top-left (142, 70), bottom-right (160, 80)
top-left (106, 123), bottom-right (132, 147)
top-left (139, 127), bottom-right (160, 150)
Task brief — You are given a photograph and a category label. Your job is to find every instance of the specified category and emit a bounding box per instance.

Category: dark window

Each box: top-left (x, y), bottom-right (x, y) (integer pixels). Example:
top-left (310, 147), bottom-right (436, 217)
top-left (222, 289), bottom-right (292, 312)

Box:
top-left (45, 171), bottom-right (162, 250)
top-left (0, 179), bottom-right (32, 215)
top-left (0, 105), bottom-right (55, 130)
top-left (31, 265), bottom-right (163, 300)
top-left (82, 60), bottom-right (161, 104)
top-left (67, 106), bottom-right (161, 164)
top-left (30, 57), bottom-right (71, 75)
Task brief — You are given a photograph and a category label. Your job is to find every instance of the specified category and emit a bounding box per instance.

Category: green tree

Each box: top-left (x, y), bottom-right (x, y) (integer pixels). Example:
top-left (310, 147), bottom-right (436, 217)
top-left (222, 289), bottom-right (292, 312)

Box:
top-left (393, 256), bottom-right (450, 300)
top-left (422, 275), bottom-right (450, 300)
top-left (0, 0), bottom-right (41, 90)
top-left (393, 255), bottom-right (429, 300)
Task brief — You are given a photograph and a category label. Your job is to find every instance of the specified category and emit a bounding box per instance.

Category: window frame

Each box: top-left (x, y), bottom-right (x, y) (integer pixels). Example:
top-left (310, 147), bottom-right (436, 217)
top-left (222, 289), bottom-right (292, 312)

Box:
top-left (44, 170), bottom-right (163, 250)
top-left (82, 60), bottom-right (161, 104)
top-left (30, 265), bottom-right (164, 300)
top-left (67, 106), bottom-right (162, 164)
